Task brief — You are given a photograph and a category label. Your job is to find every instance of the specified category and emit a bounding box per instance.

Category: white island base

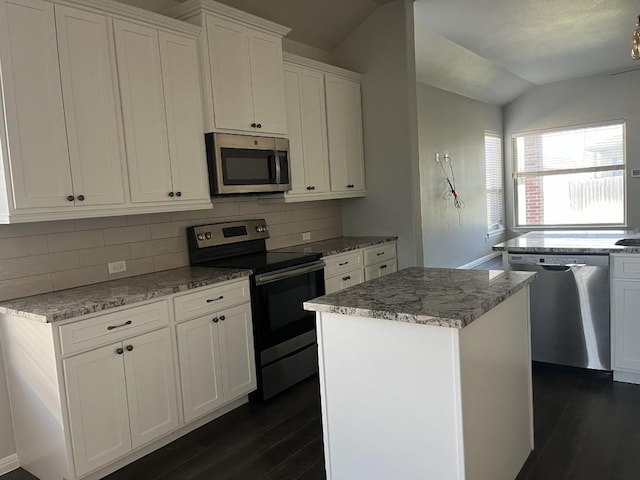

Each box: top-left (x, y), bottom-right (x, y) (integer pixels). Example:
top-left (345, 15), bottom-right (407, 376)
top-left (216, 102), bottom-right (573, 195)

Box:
top-left (315, 288), bottom-right (533, 480)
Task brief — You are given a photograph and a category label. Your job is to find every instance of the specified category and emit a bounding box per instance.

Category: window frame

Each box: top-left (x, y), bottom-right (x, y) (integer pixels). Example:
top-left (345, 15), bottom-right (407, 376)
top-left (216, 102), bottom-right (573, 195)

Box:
top-left (484, 131), bottom-right (505, 238)
top-left (511, 120), bottom-right (627, 229)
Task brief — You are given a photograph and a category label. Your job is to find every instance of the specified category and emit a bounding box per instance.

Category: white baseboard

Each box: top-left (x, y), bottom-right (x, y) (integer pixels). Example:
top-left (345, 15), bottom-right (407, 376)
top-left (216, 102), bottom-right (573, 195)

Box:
top-left (0, 453), bottom-right (19, 475)
top-left (457, 251), bottom-right (501, 270)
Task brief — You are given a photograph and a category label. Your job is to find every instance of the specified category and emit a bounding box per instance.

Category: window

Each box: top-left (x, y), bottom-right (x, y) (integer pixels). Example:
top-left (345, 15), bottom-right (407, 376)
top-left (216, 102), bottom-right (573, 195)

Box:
top-left (513, 123), bottom-right (625, 227)
top-left (485, 132), bottom-right (504, 235)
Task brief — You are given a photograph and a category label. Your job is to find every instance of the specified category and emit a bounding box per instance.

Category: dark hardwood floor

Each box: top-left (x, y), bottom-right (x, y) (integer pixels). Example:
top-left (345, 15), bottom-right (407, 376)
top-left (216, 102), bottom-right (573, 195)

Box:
top-left (4, 363), bottom-right (640, 480)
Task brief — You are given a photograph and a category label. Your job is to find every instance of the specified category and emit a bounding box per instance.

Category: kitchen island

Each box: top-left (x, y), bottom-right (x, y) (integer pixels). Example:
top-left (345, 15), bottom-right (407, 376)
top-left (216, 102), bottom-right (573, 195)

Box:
top-left (305, 267), bottom-right (537, 480)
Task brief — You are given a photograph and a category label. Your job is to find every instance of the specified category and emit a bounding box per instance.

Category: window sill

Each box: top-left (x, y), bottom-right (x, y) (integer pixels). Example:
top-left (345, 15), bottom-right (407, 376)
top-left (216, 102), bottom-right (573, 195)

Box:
top-left (486, 228), bottom-right (505, 239)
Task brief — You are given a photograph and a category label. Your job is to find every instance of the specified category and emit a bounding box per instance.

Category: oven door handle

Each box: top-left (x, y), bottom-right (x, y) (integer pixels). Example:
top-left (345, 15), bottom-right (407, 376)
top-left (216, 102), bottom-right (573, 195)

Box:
top-left (254, 260), bottom-right (325, 286)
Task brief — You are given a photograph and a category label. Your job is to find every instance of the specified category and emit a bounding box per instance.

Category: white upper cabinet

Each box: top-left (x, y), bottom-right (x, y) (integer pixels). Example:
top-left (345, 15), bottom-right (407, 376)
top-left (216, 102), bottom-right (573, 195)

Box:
top-left (167, 0), bottom-right (290, 135)
top-left (0, 0), bottom-right (72, 209)
top-left (326, 74), bottom-right (366, 193)
top-left (55, 5), bottom-right (125, 207)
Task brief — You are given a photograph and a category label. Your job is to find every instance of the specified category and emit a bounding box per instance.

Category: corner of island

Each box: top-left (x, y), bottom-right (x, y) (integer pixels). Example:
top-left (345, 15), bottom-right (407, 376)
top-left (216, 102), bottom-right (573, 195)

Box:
top-left (304, 266), bottom-right (537, 480)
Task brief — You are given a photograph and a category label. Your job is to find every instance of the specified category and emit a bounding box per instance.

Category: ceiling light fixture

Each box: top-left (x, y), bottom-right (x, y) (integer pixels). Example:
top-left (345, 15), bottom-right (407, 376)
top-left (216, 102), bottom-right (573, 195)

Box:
top-left (632, 15), bottom-right (640, 60)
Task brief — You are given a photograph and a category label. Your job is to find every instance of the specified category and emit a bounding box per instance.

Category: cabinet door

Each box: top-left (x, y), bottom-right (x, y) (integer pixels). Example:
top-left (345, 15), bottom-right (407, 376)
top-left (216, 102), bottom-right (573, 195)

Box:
top-left (613, 281), bottom-right (640, 371)
top-left (0, 0), bottom-right (73, 208)
top-left (176, 314), bottom-right (224, 422)
top-left (247, 29), bottom-right (287, 135)
top-left (123, 328), bottom-right (179, 449)
top-left (326, 75), bottom-right (365, 192)
top-left (217, 303), bottom-right (257, 402)
top-left (300, 69), bottom-right (330, 192)
top-left (114, 20), bottom-right (173, 203)
top-left (55, 5), bottom-right (125, 206)
top-left (206, 15), bottom-right (254, 132)
top-left (63, 343), bottom-right (131, 477)
top-left (283, 65), bottom-right (306, 195)
top-left (158, 31), bottom-right (209, 202)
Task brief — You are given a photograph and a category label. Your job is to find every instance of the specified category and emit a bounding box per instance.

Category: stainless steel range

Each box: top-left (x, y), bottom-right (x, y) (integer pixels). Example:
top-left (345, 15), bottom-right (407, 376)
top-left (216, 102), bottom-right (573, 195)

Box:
top-left (187, 219), bottom-right (325, 400)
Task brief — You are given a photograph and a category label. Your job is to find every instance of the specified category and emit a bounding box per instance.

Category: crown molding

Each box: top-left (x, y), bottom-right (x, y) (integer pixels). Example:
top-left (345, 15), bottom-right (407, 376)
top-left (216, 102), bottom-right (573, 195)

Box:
top-left (165, 0), bottom-right (291, 37)
top-left (283, 52), bottom-right (363, 81)
top-left (56, 0), bottom-right (201, 37)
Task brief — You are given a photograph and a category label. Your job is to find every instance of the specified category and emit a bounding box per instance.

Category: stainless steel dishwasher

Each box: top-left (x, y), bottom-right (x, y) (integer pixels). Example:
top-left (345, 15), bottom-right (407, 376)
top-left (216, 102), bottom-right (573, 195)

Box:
top-left (508, 253), bottom-right (610, 371)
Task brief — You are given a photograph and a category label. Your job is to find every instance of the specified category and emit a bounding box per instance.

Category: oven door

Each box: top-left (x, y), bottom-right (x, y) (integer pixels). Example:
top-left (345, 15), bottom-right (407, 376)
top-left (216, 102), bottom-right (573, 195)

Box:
top-left (252, 261), bottom-right (325, 354)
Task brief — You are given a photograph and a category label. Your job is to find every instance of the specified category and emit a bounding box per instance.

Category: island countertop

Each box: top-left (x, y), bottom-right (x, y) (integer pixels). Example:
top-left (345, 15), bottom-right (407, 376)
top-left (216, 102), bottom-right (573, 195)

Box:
top-left (493, 230), bottom-right (640, 254)
top-left (0, 266), bottom-right (251, 323)
top-left (304, 267), bottom-right (537, 328)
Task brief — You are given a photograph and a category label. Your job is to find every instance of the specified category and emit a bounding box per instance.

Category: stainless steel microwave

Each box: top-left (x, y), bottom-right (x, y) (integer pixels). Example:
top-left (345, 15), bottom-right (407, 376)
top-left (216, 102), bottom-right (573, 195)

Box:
top-left (205, 133), bottom-right (290, 195)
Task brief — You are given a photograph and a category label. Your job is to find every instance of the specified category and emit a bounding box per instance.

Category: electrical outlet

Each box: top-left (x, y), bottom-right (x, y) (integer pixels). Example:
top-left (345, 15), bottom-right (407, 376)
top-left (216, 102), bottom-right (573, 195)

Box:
top-left (302, 231), bottom-right (311, 241)
top-left (108, 260), bottom-right (127, 274)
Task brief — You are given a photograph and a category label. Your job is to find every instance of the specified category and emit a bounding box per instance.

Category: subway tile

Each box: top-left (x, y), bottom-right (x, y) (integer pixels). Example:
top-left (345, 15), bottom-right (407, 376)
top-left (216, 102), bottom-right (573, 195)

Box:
top-left (126, 213), bottom-right (172, 226)
top-left (172, 236), bottom-right (188, 253)
top-left (169, 210), bottom-right (210, 222)
top-left (79, 244), bottom-right (131, 267)
top-left (153, 252), bottom-right (189, 272)
top-left (52, 265), bottom-right (108, 291)
top-left (108, 257), bottom-right (155, 280)
top-left (104, 225), bottom-right (151, 245)
top-left (75, 216), bottom-right (127, 231)
top-left (0, 220), bottom-right (75, 238)
top-left (18, 251), bottom-right (79, 276)
top-left (47, 230), bottom-right (104, 253)
top-left (149, 221), bottom-right (189, 240)
top-left (130, 239), bottom-right (173, 259)
top-left (15, 236), bottom-right (49, 257)
top-left (0, 258), bottom-right (19, 280)
top-left (0, 238), bottom-right (16, 259)
top-left (0, 274), bottom-right (53, 301)
top-left (208, 202), bottom-right (241, 218)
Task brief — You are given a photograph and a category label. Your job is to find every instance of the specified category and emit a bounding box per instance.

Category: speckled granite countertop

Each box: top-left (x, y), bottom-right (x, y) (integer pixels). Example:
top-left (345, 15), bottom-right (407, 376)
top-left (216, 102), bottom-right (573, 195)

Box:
top-left (493, 230), bottom-right (640, 254)
top-left (0, 267), bottom-right (251, 323)
top-left (304, 267), bottom-right (537, 328)
top-left (274, 236), bottom-right (398, 257)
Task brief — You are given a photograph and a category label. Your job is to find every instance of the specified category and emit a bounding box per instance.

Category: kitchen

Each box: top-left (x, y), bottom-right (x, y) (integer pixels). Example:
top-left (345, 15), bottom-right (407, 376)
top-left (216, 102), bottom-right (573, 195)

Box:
top-left (0, 0), bottom-right (640, 479)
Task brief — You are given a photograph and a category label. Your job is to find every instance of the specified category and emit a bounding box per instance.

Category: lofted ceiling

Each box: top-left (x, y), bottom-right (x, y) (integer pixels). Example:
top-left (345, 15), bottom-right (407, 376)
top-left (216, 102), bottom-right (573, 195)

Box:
top-left (119, 0), bottom-right (640, 105)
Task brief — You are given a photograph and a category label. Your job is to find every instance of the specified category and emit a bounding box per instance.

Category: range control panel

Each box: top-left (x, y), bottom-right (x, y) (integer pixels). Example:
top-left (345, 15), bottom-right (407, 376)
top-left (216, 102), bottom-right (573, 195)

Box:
top-left (189, 219), bottom-right (269, 249)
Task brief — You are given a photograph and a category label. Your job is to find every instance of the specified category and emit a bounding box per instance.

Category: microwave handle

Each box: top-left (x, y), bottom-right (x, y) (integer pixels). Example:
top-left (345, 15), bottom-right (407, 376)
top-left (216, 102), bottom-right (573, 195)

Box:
top-left (274, 152), bottom-right (282, 184)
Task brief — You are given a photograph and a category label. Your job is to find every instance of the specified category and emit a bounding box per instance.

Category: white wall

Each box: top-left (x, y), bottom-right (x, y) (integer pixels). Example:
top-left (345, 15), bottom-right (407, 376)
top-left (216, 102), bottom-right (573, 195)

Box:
top-left (503, 69), bottom-right (640, 232)
top-left (417, 83), bottom-right (504, 267)
top-left (0, 345), bottom-right (14, 461)
top-left (330, 0), bottom-right (423, 269)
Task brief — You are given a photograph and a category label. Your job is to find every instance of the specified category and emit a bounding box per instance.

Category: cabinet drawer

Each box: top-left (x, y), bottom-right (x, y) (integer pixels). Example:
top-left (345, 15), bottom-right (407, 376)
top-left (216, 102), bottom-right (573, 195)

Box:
top-left (324, 251), bottom-right (363, 278)
top-left (325, 269), bottom-right (365, 294)
top-left (173, 279), bottom-right (250, 322)
top-left (59, 300), bottom-right (169, 355)
top-left (365, 260), bottom-right (397, 281)
top-left (363, 242), bottom-right (396, 266)
top-left (612, 254), bottom-right (640, 280)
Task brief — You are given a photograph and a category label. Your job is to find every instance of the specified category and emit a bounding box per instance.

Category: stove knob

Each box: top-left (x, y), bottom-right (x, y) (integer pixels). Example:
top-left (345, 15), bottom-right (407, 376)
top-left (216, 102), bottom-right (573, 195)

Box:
top-left (256, 226), bottom-right (264, 233)
top-left (205, 232), bottom-right (212, 239)
top-left (197, 233), bottom-right (205, 241)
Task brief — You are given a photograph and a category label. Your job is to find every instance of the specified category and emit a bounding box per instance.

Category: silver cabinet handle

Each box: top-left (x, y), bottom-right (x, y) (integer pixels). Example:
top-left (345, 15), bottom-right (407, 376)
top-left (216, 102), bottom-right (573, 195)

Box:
top-left (206, 296), bottom-right (224, 303)
top-left (107, 320), bottom-right (132, 331)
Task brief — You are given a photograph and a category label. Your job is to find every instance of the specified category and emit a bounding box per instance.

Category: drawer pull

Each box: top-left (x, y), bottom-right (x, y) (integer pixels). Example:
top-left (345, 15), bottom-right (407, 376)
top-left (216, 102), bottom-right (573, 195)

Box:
top-left (115, 347), bottom-right (124, 355)
top-left (107, 320), bottom-right (132, 331)
top-left (342, 275), bottom-right (351, 281)
top-left (376, 252), bottom-right (385, 256)
top-left (380, 265), bottom-right (388, 269)
top-left (338, 261), bottom-right (349, 266)
top-left (206, 296), bottom-right (224, 303)
top-left (126, 345), bottom-right (134, 352)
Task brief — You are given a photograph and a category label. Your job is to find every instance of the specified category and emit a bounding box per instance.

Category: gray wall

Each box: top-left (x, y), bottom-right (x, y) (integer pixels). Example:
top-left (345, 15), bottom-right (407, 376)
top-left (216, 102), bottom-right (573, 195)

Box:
top-left (329, 0), bottom-right (423, 269)
top-left (0, 350), bottom-right (14, 460)
top-left (417, 83), bottom-right (504, 267)
top-left (503, 69), bottom-right (640, 233)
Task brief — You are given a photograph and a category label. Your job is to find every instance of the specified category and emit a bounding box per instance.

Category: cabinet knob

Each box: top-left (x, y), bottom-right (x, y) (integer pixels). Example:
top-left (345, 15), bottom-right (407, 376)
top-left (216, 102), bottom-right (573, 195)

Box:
top-left (67, 195), bottom-right (75, 202)
top-left (347, 184), bottom-right (355, 188)
top-left (175, 191), bottom-right (182, 197)
top-left (212, 317), bottom-right (219, 323)
top-left (219, 315), bottom-right (226, 321)
top-left (342, 275), bottom-right (351, 281)
top-left (126, 345), bottom-right (134, 352)
top-left (306, 186), bottom-right (312, 190)
top-left (116, 348), bottom-right (124, 355)
top-left (256, 123), bottom-right (262, 129)
top-left (168, 192), bottom-right (174, 197)
top-left (77, 195), bottom-right (85, 201)
top-left (251, 123), bottom-right (257, 128)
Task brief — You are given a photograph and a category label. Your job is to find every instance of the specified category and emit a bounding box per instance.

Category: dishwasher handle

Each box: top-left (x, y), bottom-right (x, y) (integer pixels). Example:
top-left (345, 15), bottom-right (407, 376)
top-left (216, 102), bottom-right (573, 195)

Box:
top-left (538, 263), bottom-right (587, 271)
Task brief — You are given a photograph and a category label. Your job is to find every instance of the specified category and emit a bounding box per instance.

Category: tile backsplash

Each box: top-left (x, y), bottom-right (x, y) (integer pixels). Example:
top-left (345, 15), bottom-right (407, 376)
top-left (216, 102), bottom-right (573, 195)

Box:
top-left (0, 198), bottom-right (342, 301)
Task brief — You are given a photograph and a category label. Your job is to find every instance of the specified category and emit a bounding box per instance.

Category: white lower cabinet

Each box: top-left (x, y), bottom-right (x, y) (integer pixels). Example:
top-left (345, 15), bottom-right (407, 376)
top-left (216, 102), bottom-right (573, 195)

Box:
top-left (64, 328), bottom-right (178, 476)
top-left (611, 254), bottom-right (640, 383)
top-left (177, 303), bottom-right (256, 422)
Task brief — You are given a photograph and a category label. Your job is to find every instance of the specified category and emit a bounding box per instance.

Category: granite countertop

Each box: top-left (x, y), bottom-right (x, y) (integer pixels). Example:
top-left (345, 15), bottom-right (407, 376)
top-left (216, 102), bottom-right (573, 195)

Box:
top-left (0, 267), bottom-right (251, 323)
top-left (493, 230), bottom-right (640, 254)
top-left (304, 267), bottom-right (537, 329)
top-left (274, 236), bottom-right (398, 257)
